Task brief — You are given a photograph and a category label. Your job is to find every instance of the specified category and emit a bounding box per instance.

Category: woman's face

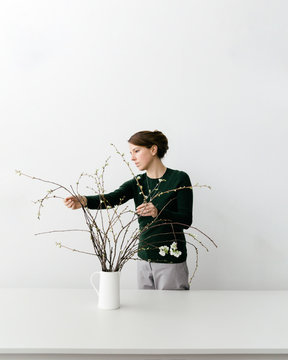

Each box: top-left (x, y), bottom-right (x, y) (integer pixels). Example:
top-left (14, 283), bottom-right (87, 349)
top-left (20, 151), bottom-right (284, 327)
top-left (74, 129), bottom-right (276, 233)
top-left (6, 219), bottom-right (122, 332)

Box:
top-left (129, 143), bottom-right (157, 171)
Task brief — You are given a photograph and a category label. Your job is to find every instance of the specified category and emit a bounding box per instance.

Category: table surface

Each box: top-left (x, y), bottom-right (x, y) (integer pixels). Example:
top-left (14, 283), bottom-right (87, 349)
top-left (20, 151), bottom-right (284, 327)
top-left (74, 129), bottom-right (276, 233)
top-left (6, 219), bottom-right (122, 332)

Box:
top-left (0, 289), bottom-right (288, 355)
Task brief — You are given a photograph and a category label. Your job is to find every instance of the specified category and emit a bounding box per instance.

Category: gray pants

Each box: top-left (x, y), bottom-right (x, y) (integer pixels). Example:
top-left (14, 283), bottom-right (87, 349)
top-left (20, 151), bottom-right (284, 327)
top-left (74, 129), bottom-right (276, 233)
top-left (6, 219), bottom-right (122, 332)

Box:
top-left (137, 260), bottom-right (190, 290)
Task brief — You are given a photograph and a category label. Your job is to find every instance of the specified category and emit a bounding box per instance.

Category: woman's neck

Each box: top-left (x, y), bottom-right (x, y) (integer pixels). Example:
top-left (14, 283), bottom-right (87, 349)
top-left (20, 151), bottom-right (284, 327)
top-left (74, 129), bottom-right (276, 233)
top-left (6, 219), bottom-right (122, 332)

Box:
top-left (146, 160), bottom-right (167, 179)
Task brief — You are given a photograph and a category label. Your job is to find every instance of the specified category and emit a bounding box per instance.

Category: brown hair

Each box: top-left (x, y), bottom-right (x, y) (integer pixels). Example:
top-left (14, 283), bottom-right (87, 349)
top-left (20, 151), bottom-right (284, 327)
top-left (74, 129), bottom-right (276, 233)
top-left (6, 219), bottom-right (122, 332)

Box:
top-left (128, 130), bottom-right (169, 159)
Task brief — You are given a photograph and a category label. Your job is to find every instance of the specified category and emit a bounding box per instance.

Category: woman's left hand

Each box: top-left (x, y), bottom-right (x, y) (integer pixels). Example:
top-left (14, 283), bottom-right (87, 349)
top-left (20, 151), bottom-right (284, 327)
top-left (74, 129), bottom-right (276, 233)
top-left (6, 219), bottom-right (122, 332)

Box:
top-left (136, 202), bottom-right (158, 218)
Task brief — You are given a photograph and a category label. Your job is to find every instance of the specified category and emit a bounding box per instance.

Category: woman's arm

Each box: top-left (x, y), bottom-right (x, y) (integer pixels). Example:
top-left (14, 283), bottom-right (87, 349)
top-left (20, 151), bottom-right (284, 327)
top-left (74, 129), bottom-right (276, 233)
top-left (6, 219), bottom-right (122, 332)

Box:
top-left (85, 178), bottom-right (135, 209)
top-left (64, 179), bottom-right (135, 210)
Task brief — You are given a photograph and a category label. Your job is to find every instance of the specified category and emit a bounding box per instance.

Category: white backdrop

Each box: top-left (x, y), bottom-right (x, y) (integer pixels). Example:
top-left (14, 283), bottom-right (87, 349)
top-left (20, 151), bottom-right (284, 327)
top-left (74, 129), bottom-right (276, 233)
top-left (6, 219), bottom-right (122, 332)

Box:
top-left (1, 0), bottom-right (287, 290)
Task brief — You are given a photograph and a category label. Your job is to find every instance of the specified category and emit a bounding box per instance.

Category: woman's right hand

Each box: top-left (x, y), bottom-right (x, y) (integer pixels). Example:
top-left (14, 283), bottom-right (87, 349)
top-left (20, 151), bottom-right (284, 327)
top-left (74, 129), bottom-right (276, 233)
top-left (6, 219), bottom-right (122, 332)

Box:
top-left (64, 196), bottom-right (87, 210)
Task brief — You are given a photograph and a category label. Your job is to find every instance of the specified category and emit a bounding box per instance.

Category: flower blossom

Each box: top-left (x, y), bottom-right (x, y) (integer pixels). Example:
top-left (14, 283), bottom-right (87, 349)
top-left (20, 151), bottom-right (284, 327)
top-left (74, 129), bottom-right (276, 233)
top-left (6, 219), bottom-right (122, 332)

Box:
top-left (159, 242), bottom-right (182, 258)
top-left (159, 245), bottom-right (169, 256)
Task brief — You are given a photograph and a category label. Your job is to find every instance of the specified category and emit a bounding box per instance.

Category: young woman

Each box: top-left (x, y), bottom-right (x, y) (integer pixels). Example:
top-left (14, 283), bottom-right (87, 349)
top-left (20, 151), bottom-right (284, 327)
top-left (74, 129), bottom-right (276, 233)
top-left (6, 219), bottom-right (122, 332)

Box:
top-left (64, 130), bottom-right (193, 290)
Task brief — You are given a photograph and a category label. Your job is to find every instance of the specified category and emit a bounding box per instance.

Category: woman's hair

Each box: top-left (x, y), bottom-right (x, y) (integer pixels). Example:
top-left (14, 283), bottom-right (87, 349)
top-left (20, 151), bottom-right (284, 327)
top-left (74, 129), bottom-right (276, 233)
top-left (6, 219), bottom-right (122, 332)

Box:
top-left (128, 130), bottom-right (169, 159)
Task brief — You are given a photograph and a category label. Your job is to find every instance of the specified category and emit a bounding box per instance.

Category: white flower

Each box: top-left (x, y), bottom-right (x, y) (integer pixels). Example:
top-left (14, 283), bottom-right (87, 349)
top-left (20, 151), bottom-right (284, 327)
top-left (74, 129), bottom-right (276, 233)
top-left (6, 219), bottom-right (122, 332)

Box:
top-left (171, 241), bottom-right (178, 250)
top-left (170, 248), bottom-right (182, 258)
top-left (169, 242), bottom-right (182, 258)
top-left (159, 243), bottom-right (182, 258)
top-left (159, 245), bottom-right (169, 256)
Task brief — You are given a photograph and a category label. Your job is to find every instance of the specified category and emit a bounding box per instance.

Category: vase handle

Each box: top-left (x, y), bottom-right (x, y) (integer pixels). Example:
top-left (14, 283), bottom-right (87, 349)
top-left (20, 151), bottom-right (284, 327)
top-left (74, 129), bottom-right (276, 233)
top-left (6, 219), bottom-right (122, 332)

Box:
top-left (90, 271), bottom-right (100, 297)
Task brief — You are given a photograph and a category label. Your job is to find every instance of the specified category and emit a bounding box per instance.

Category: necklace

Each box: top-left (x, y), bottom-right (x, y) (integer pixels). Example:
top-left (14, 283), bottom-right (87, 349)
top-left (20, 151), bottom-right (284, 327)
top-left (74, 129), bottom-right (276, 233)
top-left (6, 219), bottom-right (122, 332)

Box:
top-left (144, 168), bottom-right (168, 202)
top-left (145, 176), bottom-right (164, 203)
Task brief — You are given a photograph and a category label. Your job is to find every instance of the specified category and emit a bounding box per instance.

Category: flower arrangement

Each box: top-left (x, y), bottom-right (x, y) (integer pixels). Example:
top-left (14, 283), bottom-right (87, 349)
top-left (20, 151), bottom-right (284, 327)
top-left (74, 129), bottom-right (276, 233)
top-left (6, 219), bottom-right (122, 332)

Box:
top-left (16, 144), bottom-right (217, 285)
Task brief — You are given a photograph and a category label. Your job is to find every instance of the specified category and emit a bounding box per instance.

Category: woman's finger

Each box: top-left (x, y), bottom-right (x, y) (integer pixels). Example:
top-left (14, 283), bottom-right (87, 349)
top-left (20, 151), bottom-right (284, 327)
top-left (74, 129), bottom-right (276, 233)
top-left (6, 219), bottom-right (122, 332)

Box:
top-left (137, 202), bottom-right (151, 210)
top-left (137, 205), bottom-right (149, 212)
top-left (65, 196), bottom-right (75, 201)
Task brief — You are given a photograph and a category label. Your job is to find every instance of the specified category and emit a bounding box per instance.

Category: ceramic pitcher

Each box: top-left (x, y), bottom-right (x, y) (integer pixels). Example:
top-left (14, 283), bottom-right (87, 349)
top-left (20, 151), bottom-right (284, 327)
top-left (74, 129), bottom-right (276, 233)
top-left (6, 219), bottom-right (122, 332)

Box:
top-left (90, 271), bottom-right (121, 310)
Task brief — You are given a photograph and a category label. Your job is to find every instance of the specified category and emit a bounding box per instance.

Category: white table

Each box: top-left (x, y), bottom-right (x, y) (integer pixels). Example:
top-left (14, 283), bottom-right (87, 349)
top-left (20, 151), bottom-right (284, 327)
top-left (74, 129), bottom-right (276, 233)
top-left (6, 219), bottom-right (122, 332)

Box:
top-left (0, 289), bottom-right (288, 360)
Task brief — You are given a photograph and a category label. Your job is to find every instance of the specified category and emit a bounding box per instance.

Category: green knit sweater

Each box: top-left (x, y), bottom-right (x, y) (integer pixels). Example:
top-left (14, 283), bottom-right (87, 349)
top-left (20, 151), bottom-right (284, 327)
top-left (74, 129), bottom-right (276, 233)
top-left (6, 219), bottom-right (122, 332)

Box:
top-left (85, 167), bottom-right (193, 263)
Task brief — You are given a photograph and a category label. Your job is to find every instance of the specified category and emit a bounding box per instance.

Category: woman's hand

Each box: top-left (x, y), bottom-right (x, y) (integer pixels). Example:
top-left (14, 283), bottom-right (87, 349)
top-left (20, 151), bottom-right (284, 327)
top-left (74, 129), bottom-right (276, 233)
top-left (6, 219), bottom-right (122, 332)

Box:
top-left (64, 196), bottom-right (87, 210)
top-left (136, 202), bottom-right (158, 218)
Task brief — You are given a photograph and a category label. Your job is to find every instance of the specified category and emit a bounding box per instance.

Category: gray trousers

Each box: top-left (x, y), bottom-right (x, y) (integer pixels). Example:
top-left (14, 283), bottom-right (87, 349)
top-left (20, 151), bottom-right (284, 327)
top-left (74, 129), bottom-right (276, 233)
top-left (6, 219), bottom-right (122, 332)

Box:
top-left (137, 260), bottom-right (190, 290)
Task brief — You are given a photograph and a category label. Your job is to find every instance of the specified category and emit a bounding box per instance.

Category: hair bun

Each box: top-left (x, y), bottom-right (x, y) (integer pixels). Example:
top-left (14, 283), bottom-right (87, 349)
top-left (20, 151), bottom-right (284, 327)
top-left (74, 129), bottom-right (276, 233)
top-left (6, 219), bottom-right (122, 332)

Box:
top-left (128, 130), bottom-right (169, 159)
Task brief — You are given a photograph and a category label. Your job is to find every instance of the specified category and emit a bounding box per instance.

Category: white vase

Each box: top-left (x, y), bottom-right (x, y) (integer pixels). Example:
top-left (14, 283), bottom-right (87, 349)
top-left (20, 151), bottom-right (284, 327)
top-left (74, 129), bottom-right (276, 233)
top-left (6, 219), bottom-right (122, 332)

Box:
top-left (90, 271), bottom-right (121, 310)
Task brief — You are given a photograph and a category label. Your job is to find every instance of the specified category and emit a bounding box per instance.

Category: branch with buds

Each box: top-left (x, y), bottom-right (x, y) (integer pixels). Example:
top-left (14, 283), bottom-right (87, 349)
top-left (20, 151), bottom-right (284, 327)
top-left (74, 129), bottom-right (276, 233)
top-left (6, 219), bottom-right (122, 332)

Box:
top-left (16, 144), bottom-right (217, 285)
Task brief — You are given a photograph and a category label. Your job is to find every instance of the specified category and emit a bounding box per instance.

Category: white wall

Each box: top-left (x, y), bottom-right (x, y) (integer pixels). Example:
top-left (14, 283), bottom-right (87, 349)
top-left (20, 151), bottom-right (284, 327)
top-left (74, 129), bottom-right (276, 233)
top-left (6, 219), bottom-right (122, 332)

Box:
top-left (1, 0), bottom-right (287, 290)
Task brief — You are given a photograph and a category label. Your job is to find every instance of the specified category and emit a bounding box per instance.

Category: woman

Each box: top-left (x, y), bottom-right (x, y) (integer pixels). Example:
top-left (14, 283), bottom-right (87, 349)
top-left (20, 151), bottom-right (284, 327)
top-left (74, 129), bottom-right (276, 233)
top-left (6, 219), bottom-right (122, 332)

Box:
top-left (64, 130), bottom-right (193, 290)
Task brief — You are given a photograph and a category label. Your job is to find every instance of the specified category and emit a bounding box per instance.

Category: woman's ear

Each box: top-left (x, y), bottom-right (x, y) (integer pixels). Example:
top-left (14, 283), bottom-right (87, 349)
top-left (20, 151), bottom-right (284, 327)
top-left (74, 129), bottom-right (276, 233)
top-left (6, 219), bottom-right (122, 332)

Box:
top-left (151, 144), bottom-right (158, 156)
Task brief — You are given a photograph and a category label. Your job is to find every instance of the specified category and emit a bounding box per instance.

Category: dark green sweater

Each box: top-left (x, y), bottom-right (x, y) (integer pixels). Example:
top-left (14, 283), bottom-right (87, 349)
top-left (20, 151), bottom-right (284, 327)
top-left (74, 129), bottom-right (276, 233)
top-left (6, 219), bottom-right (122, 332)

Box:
top-left (85, 168), bottom-right (193, 263)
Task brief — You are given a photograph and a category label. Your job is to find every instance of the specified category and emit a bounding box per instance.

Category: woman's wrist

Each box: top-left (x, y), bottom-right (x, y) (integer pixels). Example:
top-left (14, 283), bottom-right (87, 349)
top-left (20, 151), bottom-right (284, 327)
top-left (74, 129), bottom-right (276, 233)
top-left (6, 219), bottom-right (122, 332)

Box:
top-left (81, 196), bottom-right (87, 207)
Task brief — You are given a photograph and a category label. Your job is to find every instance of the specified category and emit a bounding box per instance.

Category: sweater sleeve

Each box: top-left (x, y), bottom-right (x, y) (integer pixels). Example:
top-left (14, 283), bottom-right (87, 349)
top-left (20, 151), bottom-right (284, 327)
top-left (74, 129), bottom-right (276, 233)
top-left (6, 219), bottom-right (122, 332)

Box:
top-left (85, 178), bottom-right (135, 210)
top-left (155, 172), bottom-right (193, 229)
